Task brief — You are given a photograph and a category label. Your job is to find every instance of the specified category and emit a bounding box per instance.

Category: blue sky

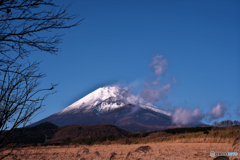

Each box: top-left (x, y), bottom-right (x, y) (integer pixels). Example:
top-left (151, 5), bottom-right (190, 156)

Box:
top-left (28, 0), bottom-right (239, 125)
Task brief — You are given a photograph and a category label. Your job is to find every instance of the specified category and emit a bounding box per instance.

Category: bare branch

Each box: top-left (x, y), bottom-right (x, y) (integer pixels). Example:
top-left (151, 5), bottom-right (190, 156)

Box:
top-left (0, 0), bottom-right (84, 58)
top-left (0, 0), bottom-right (82, 158)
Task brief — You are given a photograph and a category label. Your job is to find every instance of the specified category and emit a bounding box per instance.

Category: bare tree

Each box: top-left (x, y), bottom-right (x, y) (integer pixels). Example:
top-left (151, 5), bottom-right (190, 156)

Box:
top-left (220, 121), bottom-right (225, 127)
top-left (213, 121), bottom-right (218, 127)
top-left (229, 120), bottom-right (233, 127)
top-left (0, 0), bottom-right (83, 158)
top-left (0, 58), bottom-right (58, 159)
top-left (211, 121), bottom-right (219, 131)
top-left (0, 0), bottom-right (83, 59)
top-left (225, 120), bottom-right (229, 127)
top-left (233, 120), bottom-right (240, 126)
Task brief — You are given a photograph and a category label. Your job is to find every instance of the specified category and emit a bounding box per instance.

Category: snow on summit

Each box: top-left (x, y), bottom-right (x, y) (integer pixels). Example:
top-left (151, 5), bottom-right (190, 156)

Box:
top-left (57, 86), bottom-right (172, 116)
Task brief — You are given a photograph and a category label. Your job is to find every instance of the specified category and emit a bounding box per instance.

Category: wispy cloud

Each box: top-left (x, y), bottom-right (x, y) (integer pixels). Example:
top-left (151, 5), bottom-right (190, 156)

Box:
top-left (152, 77), bottom-right (161, 85)
top-left (235, 107), bottom-right (240, 116)
top-left (149, 55), bottom-right (168, 85)
top-left (166, 102), bottom-right (172, 107)
top-left (173, 77), bottom-right (177, 84)
top-left (140, 83), bottom-right (171, 102)
top-left (139, 55), bottom-right (173, 103)
top-left (149, 55), bottom-right (168, 76)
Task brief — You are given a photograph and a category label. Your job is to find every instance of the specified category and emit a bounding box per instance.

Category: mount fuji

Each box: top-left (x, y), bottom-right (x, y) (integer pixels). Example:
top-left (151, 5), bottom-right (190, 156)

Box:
top-left (31, 86), bottom-right (175, 133)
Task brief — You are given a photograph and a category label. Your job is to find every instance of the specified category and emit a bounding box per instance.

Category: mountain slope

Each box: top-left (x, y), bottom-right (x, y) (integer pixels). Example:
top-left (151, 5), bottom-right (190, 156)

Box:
top-left (31, 86), bottom-right (173, 133)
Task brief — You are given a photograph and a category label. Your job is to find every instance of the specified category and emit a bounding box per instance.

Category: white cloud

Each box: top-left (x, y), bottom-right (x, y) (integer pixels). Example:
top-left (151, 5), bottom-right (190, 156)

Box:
top-left (171, 107), bottom-right (204, 125)
top-left (172, 102), bottom-right (226, 125)
top-left (207, 102), bottom-right (225, 119)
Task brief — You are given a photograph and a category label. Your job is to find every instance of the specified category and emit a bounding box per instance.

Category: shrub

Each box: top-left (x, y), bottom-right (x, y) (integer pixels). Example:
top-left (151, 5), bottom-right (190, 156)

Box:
top-left (60, 139), bottom-right (72, 145)
top-left (125, 138), bottom-right (130, 145)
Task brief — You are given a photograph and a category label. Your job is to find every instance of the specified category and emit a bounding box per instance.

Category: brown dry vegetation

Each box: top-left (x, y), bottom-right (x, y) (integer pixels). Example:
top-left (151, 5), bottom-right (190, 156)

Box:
top-left (1, 127), bottom-right (240, 159)
top-left (0, 142), bottom-right (239, 160)
top-left (1, 140), bottom-right (239, 160)
top-left (105, 129), bottom-right (240, 145)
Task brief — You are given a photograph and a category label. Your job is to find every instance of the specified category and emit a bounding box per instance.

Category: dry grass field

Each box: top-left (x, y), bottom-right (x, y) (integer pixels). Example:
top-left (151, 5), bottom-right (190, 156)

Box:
top-left (1, 141), bottom-right (239, 160)
top-left (1, 127), bottom-right (240, 159)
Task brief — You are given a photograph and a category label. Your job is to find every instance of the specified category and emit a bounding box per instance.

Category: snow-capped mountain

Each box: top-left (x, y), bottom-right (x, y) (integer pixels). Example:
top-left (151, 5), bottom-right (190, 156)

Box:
top-left (57, 86), bottom-right (172, 116)
top-left (30, 86), bottom-right (174, 133)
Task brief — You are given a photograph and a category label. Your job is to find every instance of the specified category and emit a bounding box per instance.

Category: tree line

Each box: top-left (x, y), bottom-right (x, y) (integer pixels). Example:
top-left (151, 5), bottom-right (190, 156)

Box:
top-left (213, 120), bottom-right (240, 127)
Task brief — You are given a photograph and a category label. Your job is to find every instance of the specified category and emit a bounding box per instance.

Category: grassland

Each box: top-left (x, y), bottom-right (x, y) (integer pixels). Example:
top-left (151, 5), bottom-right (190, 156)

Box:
top-left (65, 128), bottom-right (240, 145)
top-left (0, 142), bottom-right (238, 160)
top-left (1, 126), bottom-right (240, 159)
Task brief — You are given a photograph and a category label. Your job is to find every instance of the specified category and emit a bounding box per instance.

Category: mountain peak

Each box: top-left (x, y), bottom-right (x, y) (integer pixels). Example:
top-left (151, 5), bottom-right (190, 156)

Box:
top-left (96, 86), bottom-right (128, 99)
top-left (56, 86), bottom-right (171, 116)
top-left (57, 86), bottom-right (129, 115)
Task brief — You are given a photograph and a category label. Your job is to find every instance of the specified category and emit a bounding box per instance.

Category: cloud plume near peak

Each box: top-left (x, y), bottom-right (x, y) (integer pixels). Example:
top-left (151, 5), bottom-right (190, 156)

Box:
top-left (149, 55), bottom-right (168, 76)
top-left (140, 83), bottom-right (171, 102)
top-left (173, 77), bottom-right (177, 84)
top-left (139, 54), bottom-right (172, 103)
